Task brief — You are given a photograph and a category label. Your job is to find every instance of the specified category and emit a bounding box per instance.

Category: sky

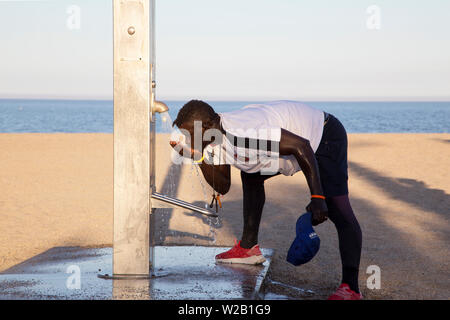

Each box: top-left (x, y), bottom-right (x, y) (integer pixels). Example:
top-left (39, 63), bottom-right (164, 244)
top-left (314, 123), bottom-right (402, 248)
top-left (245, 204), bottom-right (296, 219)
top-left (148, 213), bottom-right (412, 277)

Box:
top-left (0, 0), bottom-right (449, 101)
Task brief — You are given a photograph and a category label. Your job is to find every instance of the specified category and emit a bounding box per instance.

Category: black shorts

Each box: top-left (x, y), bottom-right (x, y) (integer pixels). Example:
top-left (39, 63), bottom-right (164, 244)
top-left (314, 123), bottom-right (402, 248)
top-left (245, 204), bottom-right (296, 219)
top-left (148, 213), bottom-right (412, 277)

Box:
top-left (315, 114), bottom-right (349, 198)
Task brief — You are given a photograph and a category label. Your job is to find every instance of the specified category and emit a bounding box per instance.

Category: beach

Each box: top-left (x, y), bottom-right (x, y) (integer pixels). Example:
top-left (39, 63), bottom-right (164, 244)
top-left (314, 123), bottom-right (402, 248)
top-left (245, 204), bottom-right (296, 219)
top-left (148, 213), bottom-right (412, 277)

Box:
top-left (0, 133), bottom-right (448, 299)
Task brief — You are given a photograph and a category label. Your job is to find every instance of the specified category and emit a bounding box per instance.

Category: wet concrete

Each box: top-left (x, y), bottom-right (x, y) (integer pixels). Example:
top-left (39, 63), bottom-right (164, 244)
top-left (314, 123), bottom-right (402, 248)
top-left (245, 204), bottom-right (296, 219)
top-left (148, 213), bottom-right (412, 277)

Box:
top-left (0, 246), bottom-right (273, 300)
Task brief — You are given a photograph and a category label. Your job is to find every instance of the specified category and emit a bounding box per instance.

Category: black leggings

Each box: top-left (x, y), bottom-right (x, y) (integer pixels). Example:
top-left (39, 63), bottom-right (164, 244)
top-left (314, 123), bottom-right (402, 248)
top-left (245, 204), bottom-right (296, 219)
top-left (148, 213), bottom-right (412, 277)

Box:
top-left (240, 171), bottom-right (362, 292)
top-left (240, 117), bottom-right (362, 292)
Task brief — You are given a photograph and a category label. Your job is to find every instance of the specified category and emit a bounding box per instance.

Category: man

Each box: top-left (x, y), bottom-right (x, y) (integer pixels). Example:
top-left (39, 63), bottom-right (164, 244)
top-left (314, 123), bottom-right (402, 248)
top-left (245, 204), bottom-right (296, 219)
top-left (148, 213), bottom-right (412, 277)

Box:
top-left (170, 100), bottom-right (363, 300)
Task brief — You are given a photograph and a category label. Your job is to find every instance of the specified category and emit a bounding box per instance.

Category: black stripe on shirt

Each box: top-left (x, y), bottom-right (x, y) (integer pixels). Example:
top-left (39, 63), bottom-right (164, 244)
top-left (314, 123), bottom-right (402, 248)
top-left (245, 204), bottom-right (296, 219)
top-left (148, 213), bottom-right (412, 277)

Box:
top-left (224, 131), bottom-right (279, 153)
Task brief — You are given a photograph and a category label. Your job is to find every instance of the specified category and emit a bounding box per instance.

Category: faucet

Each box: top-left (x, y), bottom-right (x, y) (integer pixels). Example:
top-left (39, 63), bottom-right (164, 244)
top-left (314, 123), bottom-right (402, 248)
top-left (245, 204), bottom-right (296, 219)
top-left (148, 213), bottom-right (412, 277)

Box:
top-left (153, 100), bottom-right (169, 114)
top-left (151, 81), bottom-right (169, 114)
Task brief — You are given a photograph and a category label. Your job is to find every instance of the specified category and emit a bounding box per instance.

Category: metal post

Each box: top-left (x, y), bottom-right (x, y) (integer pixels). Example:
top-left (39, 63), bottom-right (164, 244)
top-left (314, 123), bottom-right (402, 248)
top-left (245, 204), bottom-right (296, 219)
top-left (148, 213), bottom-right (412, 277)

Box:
top-left (113, 0), bottom-right (154, 278)
top-left (109, 0), bottom-right (215, 281)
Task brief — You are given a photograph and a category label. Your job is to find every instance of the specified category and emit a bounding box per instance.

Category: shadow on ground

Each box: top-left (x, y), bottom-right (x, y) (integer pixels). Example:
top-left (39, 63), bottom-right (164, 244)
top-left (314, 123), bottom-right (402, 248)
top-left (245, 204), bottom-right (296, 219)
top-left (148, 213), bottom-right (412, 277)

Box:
top-left (349, 161), bottom-right (450, 218)
top-left (190, 161), bottom-right (450, 299)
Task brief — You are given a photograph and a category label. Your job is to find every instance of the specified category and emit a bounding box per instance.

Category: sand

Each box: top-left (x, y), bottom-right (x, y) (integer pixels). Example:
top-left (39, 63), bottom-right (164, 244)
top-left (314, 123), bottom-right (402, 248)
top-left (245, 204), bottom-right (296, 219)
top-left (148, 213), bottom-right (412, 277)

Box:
top-left (0, 133), bottom-right (449, 299)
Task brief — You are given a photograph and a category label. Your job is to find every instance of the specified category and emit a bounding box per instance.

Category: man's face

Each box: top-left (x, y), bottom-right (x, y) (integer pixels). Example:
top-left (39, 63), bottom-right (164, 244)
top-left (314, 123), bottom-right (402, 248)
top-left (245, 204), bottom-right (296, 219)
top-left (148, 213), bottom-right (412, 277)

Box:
top-left (179, 119), bottom-right (222, 153)
top-left (179, 121), bottom-right (206, 152)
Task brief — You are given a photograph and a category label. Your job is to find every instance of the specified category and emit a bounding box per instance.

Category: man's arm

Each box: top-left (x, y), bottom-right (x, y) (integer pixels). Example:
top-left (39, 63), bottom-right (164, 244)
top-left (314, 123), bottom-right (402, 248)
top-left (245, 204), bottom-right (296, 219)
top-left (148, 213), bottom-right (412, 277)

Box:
top-left (279, 128), bottom-right (328, 225)
top-left (198, 162), bottom-right (231, 195)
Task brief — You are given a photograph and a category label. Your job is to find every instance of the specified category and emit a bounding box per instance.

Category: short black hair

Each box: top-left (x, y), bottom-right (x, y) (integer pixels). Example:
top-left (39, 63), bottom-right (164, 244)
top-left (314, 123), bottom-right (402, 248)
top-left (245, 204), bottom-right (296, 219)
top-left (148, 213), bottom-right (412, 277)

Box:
top-left (173, 100), bottom-right (218, 128)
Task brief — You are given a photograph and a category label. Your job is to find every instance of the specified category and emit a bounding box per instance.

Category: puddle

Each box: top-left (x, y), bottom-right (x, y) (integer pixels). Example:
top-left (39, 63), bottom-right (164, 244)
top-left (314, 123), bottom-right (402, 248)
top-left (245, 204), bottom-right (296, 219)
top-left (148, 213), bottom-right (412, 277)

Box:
top-left (0, 246), bottom-right (274, 300)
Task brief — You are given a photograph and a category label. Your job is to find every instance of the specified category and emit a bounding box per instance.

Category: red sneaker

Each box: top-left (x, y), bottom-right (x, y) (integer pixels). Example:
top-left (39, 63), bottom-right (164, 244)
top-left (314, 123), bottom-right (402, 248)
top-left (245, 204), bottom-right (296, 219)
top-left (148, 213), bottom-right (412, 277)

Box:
top-left (215, 240), bottom-right (266, 265)
top-left (327, 283), bottom-right (363, 300)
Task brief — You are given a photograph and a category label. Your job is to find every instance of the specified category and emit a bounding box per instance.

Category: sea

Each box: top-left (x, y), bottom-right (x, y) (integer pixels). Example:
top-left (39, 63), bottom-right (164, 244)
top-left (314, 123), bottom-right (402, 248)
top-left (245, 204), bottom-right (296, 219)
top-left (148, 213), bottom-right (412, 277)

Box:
top-left (0, 99), bottom-right (449, 133)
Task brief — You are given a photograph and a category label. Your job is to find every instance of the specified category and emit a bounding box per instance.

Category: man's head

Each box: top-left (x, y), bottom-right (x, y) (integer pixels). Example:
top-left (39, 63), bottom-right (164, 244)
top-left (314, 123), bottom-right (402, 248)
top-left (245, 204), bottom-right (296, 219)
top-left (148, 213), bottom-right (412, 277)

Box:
top-left (173, 100), bottom-right (221, 150)
top-left (173, 100), bottom-right (219, 131)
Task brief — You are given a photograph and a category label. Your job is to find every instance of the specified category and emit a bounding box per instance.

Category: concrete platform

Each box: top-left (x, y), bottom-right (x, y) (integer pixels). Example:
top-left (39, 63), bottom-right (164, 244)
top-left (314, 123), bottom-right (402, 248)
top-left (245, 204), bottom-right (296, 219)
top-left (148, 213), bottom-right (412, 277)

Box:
top-left (0, 246), bottom-right (273, 300)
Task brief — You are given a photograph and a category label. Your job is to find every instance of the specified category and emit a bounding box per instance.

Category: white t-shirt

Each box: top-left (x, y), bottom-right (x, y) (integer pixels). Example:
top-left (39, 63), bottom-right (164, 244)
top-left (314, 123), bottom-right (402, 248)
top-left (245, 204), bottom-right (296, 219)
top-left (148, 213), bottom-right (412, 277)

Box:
top-left (204, 101), bottom-right (325, 176)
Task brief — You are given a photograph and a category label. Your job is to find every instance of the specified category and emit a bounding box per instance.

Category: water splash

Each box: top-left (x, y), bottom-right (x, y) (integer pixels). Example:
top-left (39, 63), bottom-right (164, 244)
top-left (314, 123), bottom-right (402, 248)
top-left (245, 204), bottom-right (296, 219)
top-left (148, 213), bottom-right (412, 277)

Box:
top-left (156, 112), bottom-right (177, 243)
top-left (158, 111), bottom-right (175, 133)
top-left (157, 111), bottom-right (220, 244)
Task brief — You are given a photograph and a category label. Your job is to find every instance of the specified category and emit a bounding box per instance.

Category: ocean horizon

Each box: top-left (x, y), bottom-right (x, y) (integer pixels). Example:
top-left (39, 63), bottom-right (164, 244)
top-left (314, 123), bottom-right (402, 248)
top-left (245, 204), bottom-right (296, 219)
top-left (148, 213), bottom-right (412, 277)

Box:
top-left (0, 99), bottom-right (449, 134)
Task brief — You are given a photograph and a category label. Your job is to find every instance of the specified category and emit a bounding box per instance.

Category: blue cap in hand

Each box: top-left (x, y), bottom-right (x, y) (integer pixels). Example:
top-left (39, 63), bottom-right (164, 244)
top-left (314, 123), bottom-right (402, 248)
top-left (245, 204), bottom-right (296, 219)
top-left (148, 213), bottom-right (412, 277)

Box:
top-left (286, 212), bottom-right (320, 266)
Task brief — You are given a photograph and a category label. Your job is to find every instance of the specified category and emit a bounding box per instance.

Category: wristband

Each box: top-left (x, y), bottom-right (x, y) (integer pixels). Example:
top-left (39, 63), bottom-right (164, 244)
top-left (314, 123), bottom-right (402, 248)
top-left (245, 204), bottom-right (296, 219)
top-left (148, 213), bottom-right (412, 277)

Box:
top-left (311, 195), bottom-right (326, 200)
top-left (216, 195), bottom-right (222, 208)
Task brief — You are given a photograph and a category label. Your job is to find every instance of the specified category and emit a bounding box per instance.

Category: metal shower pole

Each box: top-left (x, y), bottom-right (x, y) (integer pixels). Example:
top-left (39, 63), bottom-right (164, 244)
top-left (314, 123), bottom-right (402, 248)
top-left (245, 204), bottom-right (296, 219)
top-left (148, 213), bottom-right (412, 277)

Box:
top-left (113, 0), bottom-right (154, 278)
top-left (111, 0), bottom-right (215, 280)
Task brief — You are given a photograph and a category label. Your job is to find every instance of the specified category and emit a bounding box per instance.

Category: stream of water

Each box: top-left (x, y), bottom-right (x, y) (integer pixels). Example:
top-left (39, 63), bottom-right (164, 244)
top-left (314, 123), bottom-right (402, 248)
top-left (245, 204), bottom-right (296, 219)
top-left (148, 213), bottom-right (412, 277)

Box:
top-left (157, 112), bottom-right (220, 244)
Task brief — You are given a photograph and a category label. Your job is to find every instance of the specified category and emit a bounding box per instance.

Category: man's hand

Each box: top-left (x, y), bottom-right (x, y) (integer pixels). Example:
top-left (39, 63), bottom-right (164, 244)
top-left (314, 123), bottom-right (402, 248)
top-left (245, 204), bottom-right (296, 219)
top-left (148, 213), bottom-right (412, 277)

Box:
top-left (306, 198), bottom-right (328, 226)
top-left (169, 140), bottom-right (203, 161)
